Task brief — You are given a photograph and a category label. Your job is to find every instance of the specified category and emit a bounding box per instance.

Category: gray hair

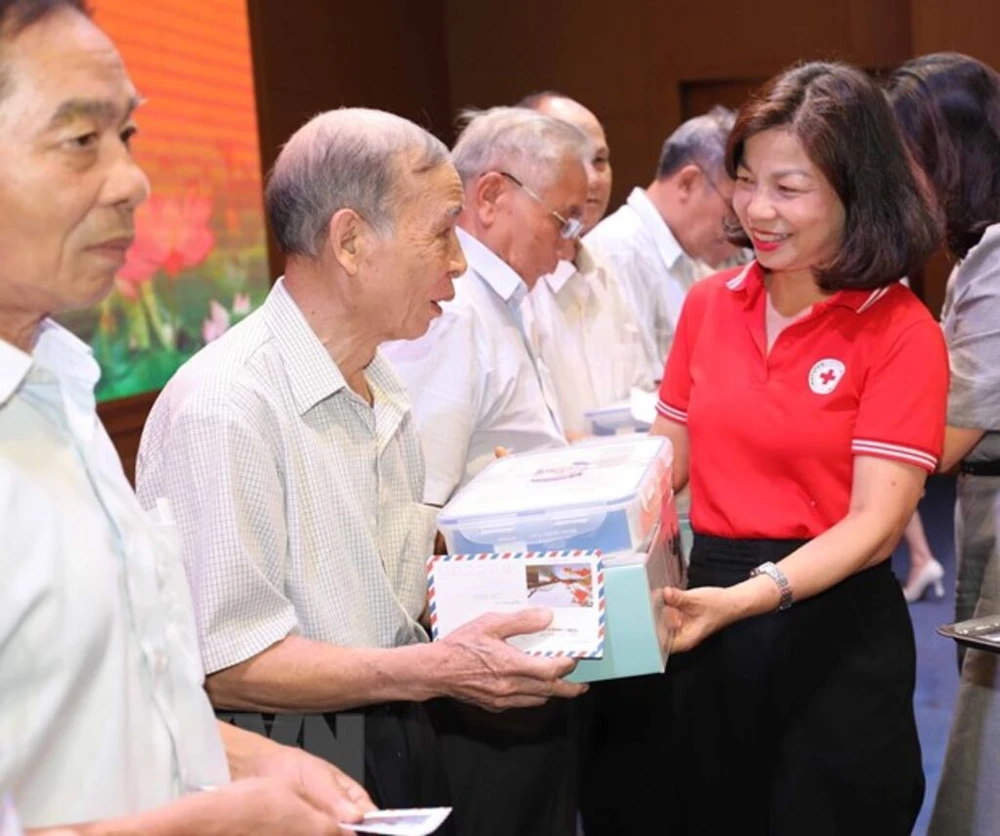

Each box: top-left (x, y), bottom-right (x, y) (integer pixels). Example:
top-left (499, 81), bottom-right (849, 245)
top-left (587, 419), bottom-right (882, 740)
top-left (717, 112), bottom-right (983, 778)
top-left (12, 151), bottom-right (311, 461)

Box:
top-left (655, 105), bottom-right (736, 180)
top-left (265, 107), bottom-right (449, 258)
top-left (451, 106), bottom-right (591, 190)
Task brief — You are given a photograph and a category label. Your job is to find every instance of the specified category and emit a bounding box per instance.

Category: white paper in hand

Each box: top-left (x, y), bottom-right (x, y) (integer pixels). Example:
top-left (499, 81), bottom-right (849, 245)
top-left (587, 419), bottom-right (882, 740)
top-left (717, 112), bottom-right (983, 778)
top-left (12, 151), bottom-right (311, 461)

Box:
top-left (629, 387), bottom-right (658, 426)
top-left (342, 807), bottom-right (452, 835)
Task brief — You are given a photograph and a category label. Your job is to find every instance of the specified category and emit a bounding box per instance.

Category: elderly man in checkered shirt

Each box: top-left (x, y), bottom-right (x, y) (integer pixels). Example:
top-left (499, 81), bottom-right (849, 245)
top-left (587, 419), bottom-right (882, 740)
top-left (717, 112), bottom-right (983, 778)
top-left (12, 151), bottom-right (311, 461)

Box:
top-left (135, 108), bottom-right (586, 821)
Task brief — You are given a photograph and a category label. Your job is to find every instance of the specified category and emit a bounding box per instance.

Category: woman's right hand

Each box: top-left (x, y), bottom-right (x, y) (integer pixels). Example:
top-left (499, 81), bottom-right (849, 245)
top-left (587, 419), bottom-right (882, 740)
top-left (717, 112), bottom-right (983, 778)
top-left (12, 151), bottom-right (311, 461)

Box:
top-left (662, 586), bottom-right (743, 653)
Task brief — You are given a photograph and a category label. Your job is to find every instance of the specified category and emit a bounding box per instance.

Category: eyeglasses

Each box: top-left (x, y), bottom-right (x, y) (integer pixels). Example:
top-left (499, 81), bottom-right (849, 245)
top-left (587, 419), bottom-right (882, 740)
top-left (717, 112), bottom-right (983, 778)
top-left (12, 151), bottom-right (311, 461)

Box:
top-left (499, 171), bottom-right (584, 240)
top-left (697, 166), bottom-right (733, 206)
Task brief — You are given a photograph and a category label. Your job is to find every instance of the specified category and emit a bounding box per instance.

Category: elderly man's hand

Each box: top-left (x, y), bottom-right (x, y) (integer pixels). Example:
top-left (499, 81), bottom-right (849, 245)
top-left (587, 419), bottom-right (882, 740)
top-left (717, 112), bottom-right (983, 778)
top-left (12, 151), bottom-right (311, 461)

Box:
top-left (250, 744), bottom-right (376, 823)
top-left (437, 608), bottom-right (588, 711)
top-left (189, 775), bottom-right (358, 835)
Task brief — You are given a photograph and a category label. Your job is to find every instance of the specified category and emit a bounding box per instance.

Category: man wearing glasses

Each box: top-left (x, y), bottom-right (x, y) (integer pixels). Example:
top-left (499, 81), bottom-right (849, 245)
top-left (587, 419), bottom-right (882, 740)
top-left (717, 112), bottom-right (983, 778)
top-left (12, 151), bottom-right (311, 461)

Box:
top-left (518, 92), bottom-right (653, 439)
top-left (384, 106), bottom-right (588, 504)
top-left (586, 106), bottom-right (739, 381)
top-left (382, 107), bottom-right (590, 836)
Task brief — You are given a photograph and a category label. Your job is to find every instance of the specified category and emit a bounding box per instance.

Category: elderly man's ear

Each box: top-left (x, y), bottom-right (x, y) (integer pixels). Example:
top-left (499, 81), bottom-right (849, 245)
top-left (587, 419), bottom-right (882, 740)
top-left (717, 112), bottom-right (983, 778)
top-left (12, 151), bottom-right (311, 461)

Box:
top-left (326, 207), bottom-right (367, 276)
top-left (473, 170), bottom-right (506, 227)
top-left (674, 163), bottom-right (704, 203)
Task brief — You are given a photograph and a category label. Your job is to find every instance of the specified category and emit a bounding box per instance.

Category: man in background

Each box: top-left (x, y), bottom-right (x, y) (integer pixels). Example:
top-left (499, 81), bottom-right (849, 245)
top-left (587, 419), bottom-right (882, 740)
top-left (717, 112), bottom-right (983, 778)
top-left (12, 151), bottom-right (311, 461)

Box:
top-left (518, 92), bottom-right (652, 438)
top-left (586, 106), bottom-right (738, 380)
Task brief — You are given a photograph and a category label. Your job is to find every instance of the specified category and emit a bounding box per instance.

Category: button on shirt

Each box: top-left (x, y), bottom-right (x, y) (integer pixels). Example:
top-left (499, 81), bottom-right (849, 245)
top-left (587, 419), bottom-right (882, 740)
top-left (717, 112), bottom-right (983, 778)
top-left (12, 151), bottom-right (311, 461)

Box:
top-left (382, 227), bottom-right (567, 506)
top-left (657, 261), bottom-right (949, 540)
top-left (136, 279), bottom-right (436, 676)
top-left (0, 323), bottom-right (228, 828)
top-left (586, 187), bottom-right (713, 379)
top-left (523, 243), bottom-right (654, 435)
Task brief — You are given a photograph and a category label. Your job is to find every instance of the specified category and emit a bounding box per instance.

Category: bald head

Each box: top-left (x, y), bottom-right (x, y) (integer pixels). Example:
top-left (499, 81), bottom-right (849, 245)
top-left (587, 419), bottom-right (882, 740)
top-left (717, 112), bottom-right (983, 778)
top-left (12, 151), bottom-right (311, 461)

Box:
top-left (519, 93), bottom-right (612, 231)
top-left (265, 107), bottom-right (450, 257)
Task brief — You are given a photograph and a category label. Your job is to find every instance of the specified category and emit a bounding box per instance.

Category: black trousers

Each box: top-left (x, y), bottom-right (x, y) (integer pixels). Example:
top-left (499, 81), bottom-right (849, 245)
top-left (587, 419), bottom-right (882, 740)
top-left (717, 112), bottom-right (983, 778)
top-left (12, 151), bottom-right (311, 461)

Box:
top-left (425, 698), bottom-right (578, 836)
top-left (218, 703), bottom-right (455, 836)
top-left (577, 670), bottom-right (675, 835)
top-left (666, 534), bottom-right (925, 836)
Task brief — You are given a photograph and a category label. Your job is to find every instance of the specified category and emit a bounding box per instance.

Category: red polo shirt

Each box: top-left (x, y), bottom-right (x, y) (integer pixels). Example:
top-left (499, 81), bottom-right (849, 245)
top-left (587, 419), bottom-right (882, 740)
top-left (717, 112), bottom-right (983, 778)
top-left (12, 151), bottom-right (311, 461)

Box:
top-left (656, 261), bottom-right (949, 540)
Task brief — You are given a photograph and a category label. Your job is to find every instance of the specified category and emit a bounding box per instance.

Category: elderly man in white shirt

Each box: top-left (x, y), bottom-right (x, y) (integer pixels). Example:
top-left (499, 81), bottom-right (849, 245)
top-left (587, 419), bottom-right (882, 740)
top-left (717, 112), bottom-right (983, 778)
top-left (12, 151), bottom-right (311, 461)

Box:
top-left (382, 106), bottom-right (589, 836)
top-left (383, 107), bottom-right (588, 500)
top-left (0, 2), bottom-right (373, 833)
top-left (586, 106), bottom-right (739, 380)
top-left (135, 108), bottom-right (585, 826)
top-left (517, 92), bottom-right (652, 438)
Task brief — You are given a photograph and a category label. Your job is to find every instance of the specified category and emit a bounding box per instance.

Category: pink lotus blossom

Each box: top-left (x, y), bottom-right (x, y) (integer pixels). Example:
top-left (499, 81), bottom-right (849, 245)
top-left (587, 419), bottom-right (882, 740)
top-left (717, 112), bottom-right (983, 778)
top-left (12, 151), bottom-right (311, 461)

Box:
top-left (116, 189), bottom-right (216, 299)
top-left (202, 300), bottom-right (230, 343)
top-left (232, 293), bottom-right (251, 316)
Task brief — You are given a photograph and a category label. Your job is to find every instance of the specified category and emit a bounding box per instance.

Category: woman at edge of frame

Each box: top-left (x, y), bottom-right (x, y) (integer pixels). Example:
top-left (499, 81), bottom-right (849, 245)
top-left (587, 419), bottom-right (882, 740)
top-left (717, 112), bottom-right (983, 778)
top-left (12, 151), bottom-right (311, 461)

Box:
top-left (886, 51), bottom-right (1000, 836)
top-left (650, 60), bottom-right (948, 836)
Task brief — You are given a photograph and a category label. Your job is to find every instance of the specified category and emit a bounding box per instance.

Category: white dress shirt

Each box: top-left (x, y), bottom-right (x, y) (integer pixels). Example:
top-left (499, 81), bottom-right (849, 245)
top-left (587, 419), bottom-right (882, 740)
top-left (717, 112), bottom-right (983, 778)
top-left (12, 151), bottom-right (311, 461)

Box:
top-left (382, 227), bottom-right (567, 506)
top-left (0, 323), bottom-right (228, 828)
top-left (585, 187), bottom-right (713, 379)
top-left (523, 243), bottom-right (654, 435)
top-left (136, 280), bottom-right (436, 675)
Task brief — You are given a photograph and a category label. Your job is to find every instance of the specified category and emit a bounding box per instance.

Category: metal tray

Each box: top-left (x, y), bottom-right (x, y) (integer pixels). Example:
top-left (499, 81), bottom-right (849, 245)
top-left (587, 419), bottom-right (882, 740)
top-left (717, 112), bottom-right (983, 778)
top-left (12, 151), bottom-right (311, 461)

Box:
top-left (937, 614), bottom-right (1000, 655)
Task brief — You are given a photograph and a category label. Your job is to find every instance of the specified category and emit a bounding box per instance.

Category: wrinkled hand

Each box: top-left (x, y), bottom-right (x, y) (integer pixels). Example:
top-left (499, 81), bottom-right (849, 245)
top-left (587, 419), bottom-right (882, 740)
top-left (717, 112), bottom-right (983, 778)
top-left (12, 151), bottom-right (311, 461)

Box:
top-left (662, 586), bottom-right (740, 653)
top-left (194, 775), bottom-right (353, 835)
top-left (439, 609), bottom-right (588, 711)
top-left (251, 744), bottom-right (376, 824)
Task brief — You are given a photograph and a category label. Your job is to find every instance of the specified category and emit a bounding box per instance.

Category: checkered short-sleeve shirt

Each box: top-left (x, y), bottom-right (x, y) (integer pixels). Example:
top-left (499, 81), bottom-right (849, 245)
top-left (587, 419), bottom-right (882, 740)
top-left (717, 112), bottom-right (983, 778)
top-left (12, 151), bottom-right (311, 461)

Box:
top-left (136, 280), bottom-right (437, 674)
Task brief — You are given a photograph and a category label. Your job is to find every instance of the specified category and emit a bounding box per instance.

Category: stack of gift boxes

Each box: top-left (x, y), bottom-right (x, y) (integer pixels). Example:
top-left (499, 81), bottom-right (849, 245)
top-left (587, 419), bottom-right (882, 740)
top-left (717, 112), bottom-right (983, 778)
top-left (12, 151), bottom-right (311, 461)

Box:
top-left (431, 435), bottom-right (684, 682)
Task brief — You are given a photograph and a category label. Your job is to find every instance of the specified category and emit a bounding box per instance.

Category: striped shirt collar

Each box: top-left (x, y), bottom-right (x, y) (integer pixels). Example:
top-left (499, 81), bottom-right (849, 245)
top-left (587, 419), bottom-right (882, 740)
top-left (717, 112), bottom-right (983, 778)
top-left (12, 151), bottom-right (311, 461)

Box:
top-left (725, 260), bottom-right (895, 314)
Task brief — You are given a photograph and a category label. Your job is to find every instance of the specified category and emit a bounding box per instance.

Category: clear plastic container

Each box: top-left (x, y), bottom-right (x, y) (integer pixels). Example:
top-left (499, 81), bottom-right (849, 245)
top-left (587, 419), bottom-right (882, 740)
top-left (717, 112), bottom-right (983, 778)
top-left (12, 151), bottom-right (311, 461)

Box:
top-left (438, 435), bottom-right (673, 555)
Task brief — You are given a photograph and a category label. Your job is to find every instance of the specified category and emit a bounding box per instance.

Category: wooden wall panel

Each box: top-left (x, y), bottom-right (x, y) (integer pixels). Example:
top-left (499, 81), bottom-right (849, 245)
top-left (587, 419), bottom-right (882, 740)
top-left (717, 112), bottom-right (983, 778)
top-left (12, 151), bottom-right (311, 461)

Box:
top-left (445, 0), bottom-right (665, 208)
top-left (445, 0), bottom-right (912, 212)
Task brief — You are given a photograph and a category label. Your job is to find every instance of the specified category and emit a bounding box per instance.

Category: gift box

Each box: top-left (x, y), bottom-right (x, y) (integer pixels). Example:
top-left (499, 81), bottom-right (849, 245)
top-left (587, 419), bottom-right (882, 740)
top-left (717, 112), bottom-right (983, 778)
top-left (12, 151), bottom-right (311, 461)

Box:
top-left (567, 503), bottom-right (684, 683)
top-left (438, 435), bottom-right (673, 555)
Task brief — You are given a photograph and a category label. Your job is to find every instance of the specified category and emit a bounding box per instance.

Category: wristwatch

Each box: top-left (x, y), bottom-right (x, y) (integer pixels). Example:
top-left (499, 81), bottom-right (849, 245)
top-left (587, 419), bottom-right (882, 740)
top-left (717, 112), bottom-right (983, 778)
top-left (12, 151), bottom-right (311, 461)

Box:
top-left (749, 561), bottom-right (794, 611)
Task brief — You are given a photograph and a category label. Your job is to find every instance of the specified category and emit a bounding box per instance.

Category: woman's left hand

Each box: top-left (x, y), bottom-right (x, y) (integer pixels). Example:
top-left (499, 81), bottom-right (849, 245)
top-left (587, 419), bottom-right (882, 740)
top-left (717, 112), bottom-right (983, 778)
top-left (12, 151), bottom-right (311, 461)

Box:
top-left (662, 586), bottom-right (742, 653)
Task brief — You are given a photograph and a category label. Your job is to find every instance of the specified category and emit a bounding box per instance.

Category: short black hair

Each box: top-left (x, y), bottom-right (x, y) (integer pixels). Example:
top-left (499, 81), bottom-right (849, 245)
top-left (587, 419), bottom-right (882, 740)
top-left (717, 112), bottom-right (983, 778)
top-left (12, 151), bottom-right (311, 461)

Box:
top-left (885, 53), bottom-right (1000, 259)
top-left (0, 0), bottom-right (90, 97)
top-left (725, 61), bottom-right (941, 291)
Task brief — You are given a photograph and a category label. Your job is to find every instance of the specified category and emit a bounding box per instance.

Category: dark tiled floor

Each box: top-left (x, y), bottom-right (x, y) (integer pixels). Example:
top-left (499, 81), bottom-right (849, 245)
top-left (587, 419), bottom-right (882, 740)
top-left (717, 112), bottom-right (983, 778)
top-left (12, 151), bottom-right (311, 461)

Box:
top-left (890, 474), bottom-right (960, 836)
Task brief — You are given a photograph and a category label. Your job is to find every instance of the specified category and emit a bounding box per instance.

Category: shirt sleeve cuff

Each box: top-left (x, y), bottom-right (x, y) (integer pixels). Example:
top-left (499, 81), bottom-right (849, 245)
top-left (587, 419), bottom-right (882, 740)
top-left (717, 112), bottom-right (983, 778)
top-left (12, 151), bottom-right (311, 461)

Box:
top-left (851, 439), bottom-right (938, 473)
top-left (656, 399), bottom-right (688, 425)
top-left (202, 609), bottom-right (299, 675)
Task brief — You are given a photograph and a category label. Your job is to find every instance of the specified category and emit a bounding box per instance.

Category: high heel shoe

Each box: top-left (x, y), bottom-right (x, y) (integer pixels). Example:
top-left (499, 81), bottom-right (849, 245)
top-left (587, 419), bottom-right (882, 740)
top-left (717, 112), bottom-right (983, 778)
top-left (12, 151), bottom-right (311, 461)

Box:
top-left (903, 558), bottom-right (945, 603)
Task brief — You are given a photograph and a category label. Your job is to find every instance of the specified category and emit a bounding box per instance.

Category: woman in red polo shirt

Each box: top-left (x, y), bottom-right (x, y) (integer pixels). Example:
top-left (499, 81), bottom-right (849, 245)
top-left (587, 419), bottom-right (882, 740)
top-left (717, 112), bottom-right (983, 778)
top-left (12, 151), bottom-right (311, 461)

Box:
top-left (651, 62), bottom-right (948, 835)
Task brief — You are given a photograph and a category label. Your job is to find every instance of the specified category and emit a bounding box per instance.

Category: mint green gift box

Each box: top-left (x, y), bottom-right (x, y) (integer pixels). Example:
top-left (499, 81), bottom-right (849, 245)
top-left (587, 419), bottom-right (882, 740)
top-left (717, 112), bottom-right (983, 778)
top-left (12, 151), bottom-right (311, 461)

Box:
top-left (567, 500), bottom-right (685, 684)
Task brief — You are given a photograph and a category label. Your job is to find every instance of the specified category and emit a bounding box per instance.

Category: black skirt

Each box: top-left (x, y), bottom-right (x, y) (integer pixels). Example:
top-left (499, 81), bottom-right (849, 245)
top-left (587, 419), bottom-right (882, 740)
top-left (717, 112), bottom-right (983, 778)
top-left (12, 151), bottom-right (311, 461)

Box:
top-left (666, 533), bottom-right (925, 836)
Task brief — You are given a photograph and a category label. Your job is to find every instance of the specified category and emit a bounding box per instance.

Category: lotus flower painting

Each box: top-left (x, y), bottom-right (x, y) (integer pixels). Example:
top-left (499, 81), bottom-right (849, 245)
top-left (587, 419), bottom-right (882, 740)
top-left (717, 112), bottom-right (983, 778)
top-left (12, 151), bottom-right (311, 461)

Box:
top-left (56, 0), bottom-right (270, 401)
